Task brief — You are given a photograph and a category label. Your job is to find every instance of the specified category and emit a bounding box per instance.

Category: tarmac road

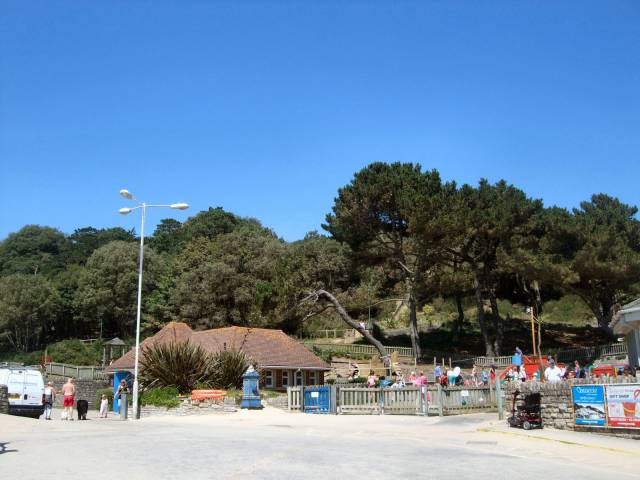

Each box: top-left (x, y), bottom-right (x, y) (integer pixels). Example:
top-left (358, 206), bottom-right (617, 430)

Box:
top-left (1, 408), bottom-right (639, 480)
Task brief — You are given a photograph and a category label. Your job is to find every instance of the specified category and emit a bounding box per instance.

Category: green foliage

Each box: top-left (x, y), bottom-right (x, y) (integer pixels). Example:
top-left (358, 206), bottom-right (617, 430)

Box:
top-left (0, 225), bottom-right (69, 276)
top-left (95, 388), bottom-right (114, 410)
top-left (74, 241), bottom-right (163, 338)
top-left (207, 349), bottom-right (252, 389)
top-left (47, 339), bottom-right (102, 365)
top-left (0, 274), bottom-right (61, 352)
top-left (311, 346), bottom-right (333, 363)
top-left (139, 341), bottom-right (214, 393)
top-left (140, 386), bottom-right (180, 408)
top-left (68, 227), bottom-right (136, 265)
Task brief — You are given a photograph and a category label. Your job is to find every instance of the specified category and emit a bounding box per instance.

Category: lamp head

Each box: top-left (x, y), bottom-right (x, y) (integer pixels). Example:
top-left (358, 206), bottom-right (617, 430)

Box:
top-left (170, 203), bottom-right (189, 210)
top-left (119, 189), bottom-right (133, 200)
top-left (119, 208), bottom-right (132, 215)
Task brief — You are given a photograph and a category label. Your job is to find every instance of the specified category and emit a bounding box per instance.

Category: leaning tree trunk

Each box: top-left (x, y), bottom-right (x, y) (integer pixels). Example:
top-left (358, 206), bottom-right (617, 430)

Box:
top-left (473, 276), bottom-right (495, 357)
top-left (590, 297), bottom-right (615, 337)
top-left (406, 292), bottom-right (422, 361)
top-left (315, 290), bottom-right (391, 368)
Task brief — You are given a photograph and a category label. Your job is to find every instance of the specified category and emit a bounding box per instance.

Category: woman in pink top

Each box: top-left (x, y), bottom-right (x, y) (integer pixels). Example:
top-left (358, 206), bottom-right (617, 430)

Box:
top-left (367, 370), bottom-right (377, 388)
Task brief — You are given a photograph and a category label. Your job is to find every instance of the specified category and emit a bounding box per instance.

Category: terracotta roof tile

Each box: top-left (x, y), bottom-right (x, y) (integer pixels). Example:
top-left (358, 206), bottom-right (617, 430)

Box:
top-left (106, 323), bottom-right (329, 372)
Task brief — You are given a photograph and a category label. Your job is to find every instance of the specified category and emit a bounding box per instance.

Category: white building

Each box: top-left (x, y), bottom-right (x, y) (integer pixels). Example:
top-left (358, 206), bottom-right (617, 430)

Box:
top-left (610, 298), bottom-right (640, 370)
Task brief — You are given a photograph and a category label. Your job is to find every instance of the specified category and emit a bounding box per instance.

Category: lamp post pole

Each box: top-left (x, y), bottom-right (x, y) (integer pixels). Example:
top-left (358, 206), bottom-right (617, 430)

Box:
top-left (119, 190), bottom-right (188, 419)
top-left (132, 202), bottom-right (145, 419)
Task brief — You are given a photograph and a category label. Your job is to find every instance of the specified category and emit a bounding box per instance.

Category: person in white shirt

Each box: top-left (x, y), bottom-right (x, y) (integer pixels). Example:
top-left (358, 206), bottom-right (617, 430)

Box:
top-left (544, 359), bottom-right (563, 383)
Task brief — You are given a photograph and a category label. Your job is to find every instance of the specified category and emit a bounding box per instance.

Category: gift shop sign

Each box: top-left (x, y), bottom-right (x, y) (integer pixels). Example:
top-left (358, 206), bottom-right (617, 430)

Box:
top-left (606, 385), bottom-right (640, 428)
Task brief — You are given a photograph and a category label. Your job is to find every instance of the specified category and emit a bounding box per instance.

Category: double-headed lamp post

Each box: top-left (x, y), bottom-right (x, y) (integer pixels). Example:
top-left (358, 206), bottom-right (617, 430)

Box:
top-left (119, 189), bottom-right (188, 419)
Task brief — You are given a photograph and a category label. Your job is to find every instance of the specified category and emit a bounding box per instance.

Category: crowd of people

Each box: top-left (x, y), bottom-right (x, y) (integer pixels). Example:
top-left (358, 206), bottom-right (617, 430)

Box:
top-left (346, 349), bottom-right (638, 389)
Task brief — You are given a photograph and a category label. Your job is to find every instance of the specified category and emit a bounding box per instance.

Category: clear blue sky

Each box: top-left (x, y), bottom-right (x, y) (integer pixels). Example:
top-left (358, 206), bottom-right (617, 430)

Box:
top-left (1, 1), bottom-right (639, 242)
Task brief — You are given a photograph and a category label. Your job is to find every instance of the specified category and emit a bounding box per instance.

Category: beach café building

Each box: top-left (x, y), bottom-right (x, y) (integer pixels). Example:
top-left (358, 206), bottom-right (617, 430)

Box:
top-left (610, 297), bottom-right (640, 370)
top-left (106, 321), bottom-right (331, 390)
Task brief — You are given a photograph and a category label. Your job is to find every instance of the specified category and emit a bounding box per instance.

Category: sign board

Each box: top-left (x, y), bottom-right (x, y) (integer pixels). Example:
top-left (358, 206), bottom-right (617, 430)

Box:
top-left (606, 384), bottom-right (640, 428)
top-left (311, 391), bottom-right (319, 398)
top-left (572, 385), bottom-right (606, 426)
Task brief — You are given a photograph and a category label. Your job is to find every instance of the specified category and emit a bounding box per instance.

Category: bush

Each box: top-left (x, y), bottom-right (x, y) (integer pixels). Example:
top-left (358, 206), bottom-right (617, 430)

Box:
top-left (140, 387), bottom-right (180, 408)
top-left (139, 341), bottom-right (214, 394)
top-left (139, 340), bottom-right (254, 393)
top-left (95, 388), bottom-right (114, 410)
top-left (207, 350), bottom-right (252, 389)
top-left (48, 339), bottom-right (102, 365)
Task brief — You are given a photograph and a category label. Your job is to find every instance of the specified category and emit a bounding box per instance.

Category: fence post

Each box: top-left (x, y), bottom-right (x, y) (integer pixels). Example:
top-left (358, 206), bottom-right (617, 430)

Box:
top-left (496, 380), bottom-right (503, 420)
top-left (437, 384), bottom-right (443, 417)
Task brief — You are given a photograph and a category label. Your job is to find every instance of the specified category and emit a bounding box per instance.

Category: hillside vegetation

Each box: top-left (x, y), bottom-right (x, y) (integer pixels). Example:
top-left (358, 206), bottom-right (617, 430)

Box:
top-left (1, 162), bottom-right (638, 361)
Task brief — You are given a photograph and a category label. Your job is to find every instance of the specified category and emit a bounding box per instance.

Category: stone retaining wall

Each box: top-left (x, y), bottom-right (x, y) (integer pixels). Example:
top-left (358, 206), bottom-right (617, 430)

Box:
top-left (49, 378), bottom-right (110, 409)
top-left (502, 381), bottom-right (640, 439)
top-left (0, 385), bottom-right (8, 414)
top-left (140, 399), bottom-right (237, 418)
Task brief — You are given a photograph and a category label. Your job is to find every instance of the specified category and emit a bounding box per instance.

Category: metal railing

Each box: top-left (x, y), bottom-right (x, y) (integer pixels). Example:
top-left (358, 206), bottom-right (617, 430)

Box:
top-left (44, 362), bottom-right (108, 381)
top-left (306, 343), bottom-right (415, 358)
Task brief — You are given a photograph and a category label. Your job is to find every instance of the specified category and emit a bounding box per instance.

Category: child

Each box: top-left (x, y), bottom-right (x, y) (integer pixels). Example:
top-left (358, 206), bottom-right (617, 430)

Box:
top-left (99, 394), bottom-right (109, 418)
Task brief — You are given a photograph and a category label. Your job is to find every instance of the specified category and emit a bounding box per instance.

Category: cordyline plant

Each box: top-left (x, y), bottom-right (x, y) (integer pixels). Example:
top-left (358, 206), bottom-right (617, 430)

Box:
top-left (139, 340), bottom-right (254, 393)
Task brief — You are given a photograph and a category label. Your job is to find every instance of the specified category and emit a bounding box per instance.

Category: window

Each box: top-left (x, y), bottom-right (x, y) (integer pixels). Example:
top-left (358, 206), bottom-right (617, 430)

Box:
top-left (295, 370), bottom-right (303, 386)
top-left (265, 370), bottom-right (273, 388)
top-left (282, 370), bottom-right (289, 387)
top-left (309, 371), bottom-right (317, 385)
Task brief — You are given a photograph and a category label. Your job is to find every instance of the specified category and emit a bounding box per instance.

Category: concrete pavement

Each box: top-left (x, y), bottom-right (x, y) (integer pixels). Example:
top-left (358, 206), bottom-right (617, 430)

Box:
top-left (1, 408), bottom-right (638, 479)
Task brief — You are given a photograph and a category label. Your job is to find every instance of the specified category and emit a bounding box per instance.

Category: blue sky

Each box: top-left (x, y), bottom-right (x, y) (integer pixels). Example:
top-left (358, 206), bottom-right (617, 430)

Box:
top-left (1, 1), bottom-right (639, 241)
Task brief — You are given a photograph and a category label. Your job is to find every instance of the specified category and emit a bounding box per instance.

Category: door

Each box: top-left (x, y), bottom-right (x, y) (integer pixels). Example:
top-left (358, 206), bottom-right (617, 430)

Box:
top-left (7, 370), bottom-right (25, 406)
top-left (24, 372), bottom-right (44, 407)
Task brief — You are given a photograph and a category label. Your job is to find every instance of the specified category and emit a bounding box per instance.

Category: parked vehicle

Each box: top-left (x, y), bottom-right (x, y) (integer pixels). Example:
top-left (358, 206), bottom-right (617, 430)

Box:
top-left (0, 363), bottom-right (45, 418)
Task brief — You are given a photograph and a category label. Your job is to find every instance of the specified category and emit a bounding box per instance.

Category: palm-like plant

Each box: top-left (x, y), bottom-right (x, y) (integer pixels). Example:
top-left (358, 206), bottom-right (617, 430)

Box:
top-left (139, 341), bottom-right (213, 393)
top-left (139, 341), bottom-right (255, 393)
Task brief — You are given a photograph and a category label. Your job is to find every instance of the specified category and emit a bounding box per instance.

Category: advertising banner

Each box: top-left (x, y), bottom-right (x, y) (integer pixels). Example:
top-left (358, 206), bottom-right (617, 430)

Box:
top-left (606, 384), bottom-right (640, 428)
top-left (572, 385), bottom-right (606, 426)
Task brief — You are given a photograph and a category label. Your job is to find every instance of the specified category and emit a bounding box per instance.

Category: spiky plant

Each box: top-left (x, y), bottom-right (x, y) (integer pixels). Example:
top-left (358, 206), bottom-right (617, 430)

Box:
top-left (207, 349), bottom-right (254, 389)
top-left (139, 341), bottom-right (213, 394)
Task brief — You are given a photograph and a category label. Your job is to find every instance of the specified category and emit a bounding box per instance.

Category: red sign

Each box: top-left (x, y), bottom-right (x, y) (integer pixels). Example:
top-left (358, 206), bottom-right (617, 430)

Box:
top-left (606, 385), bottom-right (640, 428)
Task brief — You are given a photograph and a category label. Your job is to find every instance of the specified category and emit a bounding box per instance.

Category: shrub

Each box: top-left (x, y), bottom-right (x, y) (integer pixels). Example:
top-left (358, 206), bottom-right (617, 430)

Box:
top-left (140, 387), bottom-right (180, 408)
top-left (48, 339), bottom-right (102, 365)
top-left (139, 341), bottom-right (214, 394)
top-left (139, 340), bottom-right (254, 393)
top-left (207, 350), bottom-right (252, 389)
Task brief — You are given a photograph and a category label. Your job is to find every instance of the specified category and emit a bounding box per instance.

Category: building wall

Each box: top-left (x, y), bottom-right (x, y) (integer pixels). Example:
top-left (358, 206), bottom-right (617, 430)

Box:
top-left (261, 368), bottom-right (326, 390)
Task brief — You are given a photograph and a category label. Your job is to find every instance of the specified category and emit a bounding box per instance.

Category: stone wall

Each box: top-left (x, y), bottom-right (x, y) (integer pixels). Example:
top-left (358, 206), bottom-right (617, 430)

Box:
top-left (139, 398), bottom-right (237, 418)
top-left (49, 378), bottom-right (110, 409)
top-left (0, 385), bottom-right (8, 414)
top-left (502, 381), bottom-right (640, 439)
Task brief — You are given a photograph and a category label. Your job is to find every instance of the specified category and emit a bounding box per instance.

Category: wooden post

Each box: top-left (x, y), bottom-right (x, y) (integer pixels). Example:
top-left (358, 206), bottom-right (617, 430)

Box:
top-left (449, 357), bottom-right (452, 369)
top-left (437, 383), bottom-right (444, 416)
top-left (530, 306), bottom-right (537, 357)
top-left (496, 379), bottom-right (503, 420)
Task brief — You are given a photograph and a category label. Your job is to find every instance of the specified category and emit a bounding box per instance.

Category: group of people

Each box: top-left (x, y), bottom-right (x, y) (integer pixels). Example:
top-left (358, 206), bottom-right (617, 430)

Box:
top-left (40, 377), bottom-right (130, 420)
top-left (43, 377), bottom-right (78, 420)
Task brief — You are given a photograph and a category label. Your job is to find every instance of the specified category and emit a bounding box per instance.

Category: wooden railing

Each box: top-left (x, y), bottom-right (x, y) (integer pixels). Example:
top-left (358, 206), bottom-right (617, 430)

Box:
top-left (306, 343), bottom-right (415, 358)
top-left (45, 362), bottom-right (108, 381)
top-left (287, 384), bottom-right (496, 416)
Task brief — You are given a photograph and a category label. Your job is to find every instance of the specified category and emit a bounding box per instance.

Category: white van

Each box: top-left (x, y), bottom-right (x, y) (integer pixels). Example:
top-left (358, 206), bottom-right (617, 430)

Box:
top-left (0, 364), bottom-right (45, 418)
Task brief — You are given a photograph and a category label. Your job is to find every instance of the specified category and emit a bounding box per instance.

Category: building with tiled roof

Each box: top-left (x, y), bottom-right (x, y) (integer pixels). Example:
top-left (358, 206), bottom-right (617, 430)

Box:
top-left (107, 322), bottom-right (330, 389)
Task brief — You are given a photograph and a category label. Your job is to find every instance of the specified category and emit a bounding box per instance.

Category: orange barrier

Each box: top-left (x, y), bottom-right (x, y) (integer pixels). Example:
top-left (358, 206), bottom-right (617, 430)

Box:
top-left (190, 389), bottom-right (226, 401)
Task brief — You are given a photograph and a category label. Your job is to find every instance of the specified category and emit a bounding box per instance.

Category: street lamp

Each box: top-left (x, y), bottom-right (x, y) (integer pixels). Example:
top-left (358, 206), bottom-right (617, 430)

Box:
top-left (119, 189), bottom-right (189, 419)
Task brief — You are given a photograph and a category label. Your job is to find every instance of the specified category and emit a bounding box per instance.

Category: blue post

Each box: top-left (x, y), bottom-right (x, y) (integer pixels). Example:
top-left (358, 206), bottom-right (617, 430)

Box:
top-left (240, 366), bottom-right (263, 409)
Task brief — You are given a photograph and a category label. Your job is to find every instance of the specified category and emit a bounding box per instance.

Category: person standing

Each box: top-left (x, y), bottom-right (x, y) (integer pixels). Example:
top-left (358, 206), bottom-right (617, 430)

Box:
top-left (61, 378), bottom-right (75, 420)
top-left (434, 365), bottom-right (442, 383)
top-left (99, 394), bottom-right (109, 418)
top-left (367, 370), bottom-right (377, 388)
top-left (43, 381), bottom-right (55, 420)
top-left (544, 359), bottom-right (563, 383)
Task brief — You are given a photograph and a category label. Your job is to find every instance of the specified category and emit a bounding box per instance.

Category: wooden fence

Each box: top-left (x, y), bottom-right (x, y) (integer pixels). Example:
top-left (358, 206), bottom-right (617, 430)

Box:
top-left (306, 343), bottom-right (415, 358)
top-left (428, 385), bottom-right (497, 415)
top-left (45, 362), bottom-right (108, 381)
top-left (287, 384), bottom-right (496, 416)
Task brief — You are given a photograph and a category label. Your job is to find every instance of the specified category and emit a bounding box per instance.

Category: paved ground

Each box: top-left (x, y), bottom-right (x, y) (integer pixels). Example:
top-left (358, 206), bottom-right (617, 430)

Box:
top-left (2, 408), bottom-right (639, 479)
